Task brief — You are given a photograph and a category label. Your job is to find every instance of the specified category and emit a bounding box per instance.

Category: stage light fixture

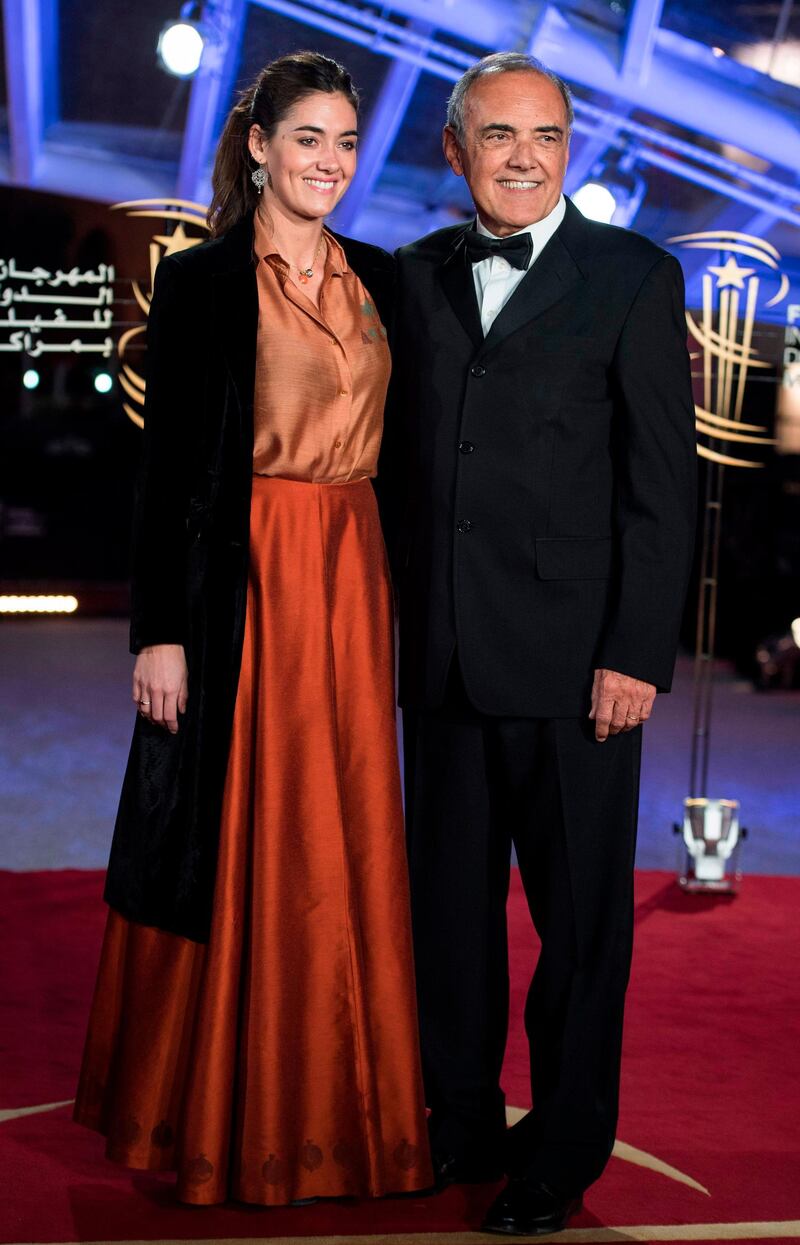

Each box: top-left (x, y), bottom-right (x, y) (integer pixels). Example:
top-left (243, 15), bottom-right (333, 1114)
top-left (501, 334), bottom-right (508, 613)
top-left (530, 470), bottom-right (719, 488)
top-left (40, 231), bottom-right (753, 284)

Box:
top-left (22, 369), bottom-right (40, 390)
top-left (572, 182), bottom-right (618, 224)
top-left (674, 798), bottom-right (746, 894)
top-left (0, 595), bottom-right (79, 614)
top-left (573, 151), bottom-right (647, 229)
top-left (94, 372), bottom-right (114, 394)
top-left (157, 17), bottom-right (205, 78)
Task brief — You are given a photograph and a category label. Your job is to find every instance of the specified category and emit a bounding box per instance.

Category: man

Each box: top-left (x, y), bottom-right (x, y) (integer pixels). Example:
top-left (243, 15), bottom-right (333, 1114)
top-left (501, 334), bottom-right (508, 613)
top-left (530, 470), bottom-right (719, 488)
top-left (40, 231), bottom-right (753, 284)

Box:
top-left (389, 53), bottom-right (697, 1235)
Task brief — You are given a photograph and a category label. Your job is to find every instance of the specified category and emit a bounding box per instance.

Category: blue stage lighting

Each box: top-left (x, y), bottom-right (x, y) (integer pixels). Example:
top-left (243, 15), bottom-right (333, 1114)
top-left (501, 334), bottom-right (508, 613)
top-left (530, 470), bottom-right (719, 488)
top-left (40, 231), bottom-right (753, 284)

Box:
top-left (157, 18), bottom-right (205, 78)
top-left (94, 372), bottom-right (114, 395)
top-left (573, 182), bottom-right (618, 224)
top-left (22, 369), bottom-right (40, 391)
top-left (574, 150), bottom-right (648, 229)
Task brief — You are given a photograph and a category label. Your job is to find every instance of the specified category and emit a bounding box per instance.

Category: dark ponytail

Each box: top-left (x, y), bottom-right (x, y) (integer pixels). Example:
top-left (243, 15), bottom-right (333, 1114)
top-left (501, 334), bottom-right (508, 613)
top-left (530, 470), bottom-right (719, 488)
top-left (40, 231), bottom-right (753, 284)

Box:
top-left (207, 51), bottom-right (360, 238)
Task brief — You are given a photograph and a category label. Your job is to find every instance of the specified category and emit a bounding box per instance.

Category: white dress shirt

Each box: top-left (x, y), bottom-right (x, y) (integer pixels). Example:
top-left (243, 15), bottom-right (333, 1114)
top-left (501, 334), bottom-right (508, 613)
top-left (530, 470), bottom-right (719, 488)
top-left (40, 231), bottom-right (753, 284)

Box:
top-left (472, 195), bottom-right (567, 336)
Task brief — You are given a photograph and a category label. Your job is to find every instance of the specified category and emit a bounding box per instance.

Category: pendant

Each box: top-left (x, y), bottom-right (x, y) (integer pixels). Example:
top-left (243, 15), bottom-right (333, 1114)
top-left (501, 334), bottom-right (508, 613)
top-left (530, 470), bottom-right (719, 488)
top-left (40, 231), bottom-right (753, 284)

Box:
top-left (298, 268), bottom-right (313, 283)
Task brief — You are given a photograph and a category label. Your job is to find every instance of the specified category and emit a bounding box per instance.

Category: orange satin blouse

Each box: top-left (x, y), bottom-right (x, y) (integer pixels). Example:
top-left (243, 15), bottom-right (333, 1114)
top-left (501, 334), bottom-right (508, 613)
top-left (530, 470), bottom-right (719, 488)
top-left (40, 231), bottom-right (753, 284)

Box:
top-left (252, 211), bottom-right (391, 483)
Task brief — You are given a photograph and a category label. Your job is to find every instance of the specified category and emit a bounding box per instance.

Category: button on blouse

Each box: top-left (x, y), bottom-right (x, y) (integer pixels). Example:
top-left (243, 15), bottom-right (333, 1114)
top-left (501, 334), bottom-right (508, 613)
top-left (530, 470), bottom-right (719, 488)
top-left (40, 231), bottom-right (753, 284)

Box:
top-left (252, 211), bottom-right (391, 484)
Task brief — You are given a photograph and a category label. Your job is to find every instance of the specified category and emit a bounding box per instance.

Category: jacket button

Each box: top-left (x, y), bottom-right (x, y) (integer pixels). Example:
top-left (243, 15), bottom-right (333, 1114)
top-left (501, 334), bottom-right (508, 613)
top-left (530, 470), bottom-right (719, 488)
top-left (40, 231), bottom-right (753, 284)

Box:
top-left (459, 440), bottom-right (475, 454)
top-left (470, 364), bottom-right (486, 377)
top-left (457, 519), bottom-right (473, 533)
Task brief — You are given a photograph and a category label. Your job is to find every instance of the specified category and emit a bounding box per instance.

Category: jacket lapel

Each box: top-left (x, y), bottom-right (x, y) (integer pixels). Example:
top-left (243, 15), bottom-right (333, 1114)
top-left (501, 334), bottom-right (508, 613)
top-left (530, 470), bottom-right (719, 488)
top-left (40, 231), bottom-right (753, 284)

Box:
top-left (478, 221), bottom-right (585, 359)
top-left (439, 228), bottom-right (484, 353)
top-left (335, 232), bottom-right (395, 330)
top-left (212, 214), bottom-right (259, 412)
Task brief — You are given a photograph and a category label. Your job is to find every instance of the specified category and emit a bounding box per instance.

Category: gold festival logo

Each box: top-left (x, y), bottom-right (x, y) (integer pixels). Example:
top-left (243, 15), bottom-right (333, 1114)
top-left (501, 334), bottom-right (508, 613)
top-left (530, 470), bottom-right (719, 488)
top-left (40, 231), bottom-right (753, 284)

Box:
top-left (111, 199), bottom-right (209, 428)
top-left (668, 230), bottom-right (789, 468)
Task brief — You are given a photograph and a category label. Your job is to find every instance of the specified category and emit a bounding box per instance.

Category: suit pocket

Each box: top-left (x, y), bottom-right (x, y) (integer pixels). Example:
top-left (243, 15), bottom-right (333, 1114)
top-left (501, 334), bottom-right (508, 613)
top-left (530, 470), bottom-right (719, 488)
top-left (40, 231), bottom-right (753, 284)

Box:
top-left (535, 536), bottom-right (612, 580)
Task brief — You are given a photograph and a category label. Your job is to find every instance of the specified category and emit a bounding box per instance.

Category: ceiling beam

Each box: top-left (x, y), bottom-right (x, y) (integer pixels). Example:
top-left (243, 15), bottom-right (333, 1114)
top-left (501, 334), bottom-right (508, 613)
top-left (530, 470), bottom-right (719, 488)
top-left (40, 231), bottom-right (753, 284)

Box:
top-left (567, 109), bottom-right (798, 227)
top-left (2, 0), bottom-right (58, 185)
top-left (332, 21), bottom-right (433, 234)
top-left (564, 131), bottom-right (622, 196)
top-left (254, 0), bottom-right (464, 75)
top-left (254, 0), bottom-right (520, 49)
top-left (33, 144), bottom-right (175, 203)
top-left (572, 95), bottom-right (799, 212)
top-left (176, 0), bottom-right (248, 204)
top-left (627, 142), bottom-right (799, 228)
top-left (252, 0), bottom-right (800, 175)
top-left (252, 0), bottom-right (799, 225)
top-left (531, 5), bottom-right (800, 175)
top-left (620, 0), bottom-right (665, 84)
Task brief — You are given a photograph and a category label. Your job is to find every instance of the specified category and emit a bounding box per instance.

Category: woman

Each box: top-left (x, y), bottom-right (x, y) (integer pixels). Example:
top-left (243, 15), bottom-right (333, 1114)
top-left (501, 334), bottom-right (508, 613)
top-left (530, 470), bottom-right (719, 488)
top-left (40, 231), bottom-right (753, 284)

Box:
top-left (74, 51), bottom-right (432, 1207)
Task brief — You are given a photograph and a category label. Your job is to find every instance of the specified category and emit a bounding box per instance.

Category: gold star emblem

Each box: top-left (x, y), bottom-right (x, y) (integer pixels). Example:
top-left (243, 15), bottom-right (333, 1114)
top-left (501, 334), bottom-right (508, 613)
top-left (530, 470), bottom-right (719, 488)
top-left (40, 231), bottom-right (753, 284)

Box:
top-left (152, 222), bottom-right (204, 259)
top-left (707, 256), bottom-right (755, 289)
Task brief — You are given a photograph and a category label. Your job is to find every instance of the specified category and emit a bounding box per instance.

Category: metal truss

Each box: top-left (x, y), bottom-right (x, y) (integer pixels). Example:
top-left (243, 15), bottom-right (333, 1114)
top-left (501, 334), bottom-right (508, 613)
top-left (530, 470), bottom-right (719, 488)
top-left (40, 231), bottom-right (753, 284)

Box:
top-left (252, 0), bottom-right (800, 229)
top-left (1, 0), bottom-right (798, 236)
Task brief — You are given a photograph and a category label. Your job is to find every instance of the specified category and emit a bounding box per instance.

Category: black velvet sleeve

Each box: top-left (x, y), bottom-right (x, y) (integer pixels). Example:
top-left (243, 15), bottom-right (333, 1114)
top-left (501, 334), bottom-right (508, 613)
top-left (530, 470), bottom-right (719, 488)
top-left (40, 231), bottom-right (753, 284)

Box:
top-left (339, 236), bottom-right (405, 578)
top-left (128, 255), bottom-right (196, 655)
top-left (373, 252), bottom-right (409, 588)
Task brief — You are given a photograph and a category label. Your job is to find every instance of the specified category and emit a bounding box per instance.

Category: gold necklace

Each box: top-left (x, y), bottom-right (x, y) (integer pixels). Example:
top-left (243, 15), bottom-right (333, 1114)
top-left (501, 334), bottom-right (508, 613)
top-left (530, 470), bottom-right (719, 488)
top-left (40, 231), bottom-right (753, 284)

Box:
top-left (289, 236), bottom-right (326, 284)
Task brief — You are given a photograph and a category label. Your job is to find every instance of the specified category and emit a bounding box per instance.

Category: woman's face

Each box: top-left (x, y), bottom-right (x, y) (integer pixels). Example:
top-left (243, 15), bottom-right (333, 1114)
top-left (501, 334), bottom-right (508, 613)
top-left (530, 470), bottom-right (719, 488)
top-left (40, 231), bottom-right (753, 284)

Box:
top-left (249, 91), bottom-right (358, 223)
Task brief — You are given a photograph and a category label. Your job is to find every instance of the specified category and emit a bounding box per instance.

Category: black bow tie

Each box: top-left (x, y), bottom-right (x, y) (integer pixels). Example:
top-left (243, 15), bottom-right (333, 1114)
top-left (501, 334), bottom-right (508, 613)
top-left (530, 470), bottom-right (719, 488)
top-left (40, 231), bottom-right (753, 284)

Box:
top-left (463, 230), bottom-right (533, 270)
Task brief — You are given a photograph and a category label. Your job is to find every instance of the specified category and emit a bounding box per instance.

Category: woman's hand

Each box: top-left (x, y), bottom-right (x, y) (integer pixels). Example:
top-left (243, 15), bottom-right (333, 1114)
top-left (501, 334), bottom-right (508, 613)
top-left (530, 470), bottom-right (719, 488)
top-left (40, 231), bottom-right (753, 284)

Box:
top-left (133, 644), bottom-right (188, 735)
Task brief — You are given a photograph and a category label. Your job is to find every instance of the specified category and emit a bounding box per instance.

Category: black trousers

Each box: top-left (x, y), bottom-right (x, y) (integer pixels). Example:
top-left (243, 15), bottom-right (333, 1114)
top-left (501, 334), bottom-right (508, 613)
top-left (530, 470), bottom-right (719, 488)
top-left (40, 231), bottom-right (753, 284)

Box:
top-left (403, 659), bottom-right (642, 1196)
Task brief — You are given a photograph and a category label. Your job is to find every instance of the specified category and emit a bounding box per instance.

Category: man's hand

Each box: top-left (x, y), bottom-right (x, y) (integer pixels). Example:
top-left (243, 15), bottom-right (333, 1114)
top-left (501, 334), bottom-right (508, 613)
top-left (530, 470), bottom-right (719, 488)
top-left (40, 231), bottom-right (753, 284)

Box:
top-left (133, 644), bottom-right (188, 735)
top-left (589, 668), bottom-right (656, 742)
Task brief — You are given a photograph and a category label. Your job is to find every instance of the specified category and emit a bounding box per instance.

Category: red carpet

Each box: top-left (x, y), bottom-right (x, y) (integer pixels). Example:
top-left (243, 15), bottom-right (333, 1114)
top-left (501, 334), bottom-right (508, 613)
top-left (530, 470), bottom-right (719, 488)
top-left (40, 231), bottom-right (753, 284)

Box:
top-left (1, 868), bottom-right (799, 1243)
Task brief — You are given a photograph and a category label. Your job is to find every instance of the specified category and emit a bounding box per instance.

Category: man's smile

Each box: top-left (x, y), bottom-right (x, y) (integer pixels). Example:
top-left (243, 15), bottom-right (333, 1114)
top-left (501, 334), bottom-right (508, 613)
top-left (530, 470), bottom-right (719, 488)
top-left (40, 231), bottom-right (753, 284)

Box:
top-left (496, 178), bottom-right (543, 191)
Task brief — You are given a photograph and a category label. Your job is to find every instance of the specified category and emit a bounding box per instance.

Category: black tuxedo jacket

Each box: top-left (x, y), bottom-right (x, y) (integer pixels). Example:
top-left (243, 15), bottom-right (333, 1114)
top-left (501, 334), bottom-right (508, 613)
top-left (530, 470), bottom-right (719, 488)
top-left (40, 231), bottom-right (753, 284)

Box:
top-left (387, 198), bottom-right (697, 718)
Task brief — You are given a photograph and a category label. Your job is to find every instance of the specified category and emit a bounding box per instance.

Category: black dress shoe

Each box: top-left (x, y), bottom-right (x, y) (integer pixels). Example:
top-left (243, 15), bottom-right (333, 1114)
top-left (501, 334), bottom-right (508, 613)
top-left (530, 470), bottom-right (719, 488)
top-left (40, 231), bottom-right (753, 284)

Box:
top-left (432, 1149), bottom-right (505, 1189)
top-left (482, 1178), bottom-right (582, 1235)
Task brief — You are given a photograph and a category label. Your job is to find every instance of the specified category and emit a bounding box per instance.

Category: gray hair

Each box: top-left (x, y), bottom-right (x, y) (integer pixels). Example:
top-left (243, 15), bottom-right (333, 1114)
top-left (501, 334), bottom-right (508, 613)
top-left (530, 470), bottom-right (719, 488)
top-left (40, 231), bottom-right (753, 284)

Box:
top-left (446, 52), bottom-right (574, 143)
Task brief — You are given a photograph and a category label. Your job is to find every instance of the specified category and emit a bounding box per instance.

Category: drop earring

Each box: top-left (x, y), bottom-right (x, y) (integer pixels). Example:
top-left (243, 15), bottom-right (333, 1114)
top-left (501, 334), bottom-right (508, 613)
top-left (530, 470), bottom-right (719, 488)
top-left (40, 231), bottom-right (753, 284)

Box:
top-left (251, 164), bottom-right (266, 193)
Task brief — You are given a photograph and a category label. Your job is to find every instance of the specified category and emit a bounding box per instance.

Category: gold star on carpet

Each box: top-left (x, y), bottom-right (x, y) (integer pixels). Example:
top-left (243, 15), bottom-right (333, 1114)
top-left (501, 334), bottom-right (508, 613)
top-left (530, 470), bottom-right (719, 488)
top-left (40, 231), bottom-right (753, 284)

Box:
top-left (707, 256), bottom-right (755, 288)
top-left (152, 222), bottom-right (204, 259)
top-left (0, 1098), bottom-right (74, 1124)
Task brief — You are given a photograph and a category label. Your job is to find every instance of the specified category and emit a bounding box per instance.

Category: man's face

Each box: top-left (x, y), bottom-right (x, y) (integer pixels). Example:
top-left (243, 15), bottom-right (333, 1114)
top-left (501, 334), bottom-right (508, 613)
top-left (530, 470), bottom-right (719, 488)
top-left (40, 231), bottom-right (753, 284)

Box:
top-left (443, 71), bottom-right (570, 237)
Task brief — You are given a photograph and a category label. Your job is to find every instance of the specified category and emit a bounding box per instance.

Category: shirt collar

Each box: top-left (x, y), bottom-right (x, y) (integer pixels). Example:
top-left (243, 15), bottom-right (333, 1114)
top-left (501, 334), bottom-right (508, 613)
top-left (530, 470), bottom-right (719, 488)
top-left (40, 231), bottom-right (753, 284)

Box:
top-left (322, 230), bottom-right (348, 276)
top-left (253, 210), bottom-right (348, 276)
top-left (474, 194), bottom-right (566, 260)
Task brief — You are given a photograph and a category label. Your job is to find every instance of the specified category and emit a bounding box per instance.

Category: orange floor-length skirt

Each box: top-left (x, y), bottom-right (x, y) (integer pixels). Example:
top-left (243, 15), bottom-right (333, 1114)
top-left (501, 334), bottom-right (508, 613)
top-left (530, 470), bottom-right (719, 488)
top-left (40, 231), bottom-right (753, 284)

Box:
top-left (74, 475), bottom-right (433, 1205)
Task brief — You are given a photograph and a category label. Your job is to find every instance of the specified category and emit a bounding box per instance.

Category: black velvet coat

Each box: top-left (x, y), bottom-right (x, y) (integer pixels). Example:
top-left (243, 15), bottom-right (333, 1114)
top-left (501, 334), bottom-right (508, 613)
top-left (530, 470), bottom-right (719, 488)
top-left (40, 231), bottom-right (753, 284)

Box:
top-left (387, 199), bottom-right (697, 718)
top-left (104, 213), bottom-right (395, 942)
